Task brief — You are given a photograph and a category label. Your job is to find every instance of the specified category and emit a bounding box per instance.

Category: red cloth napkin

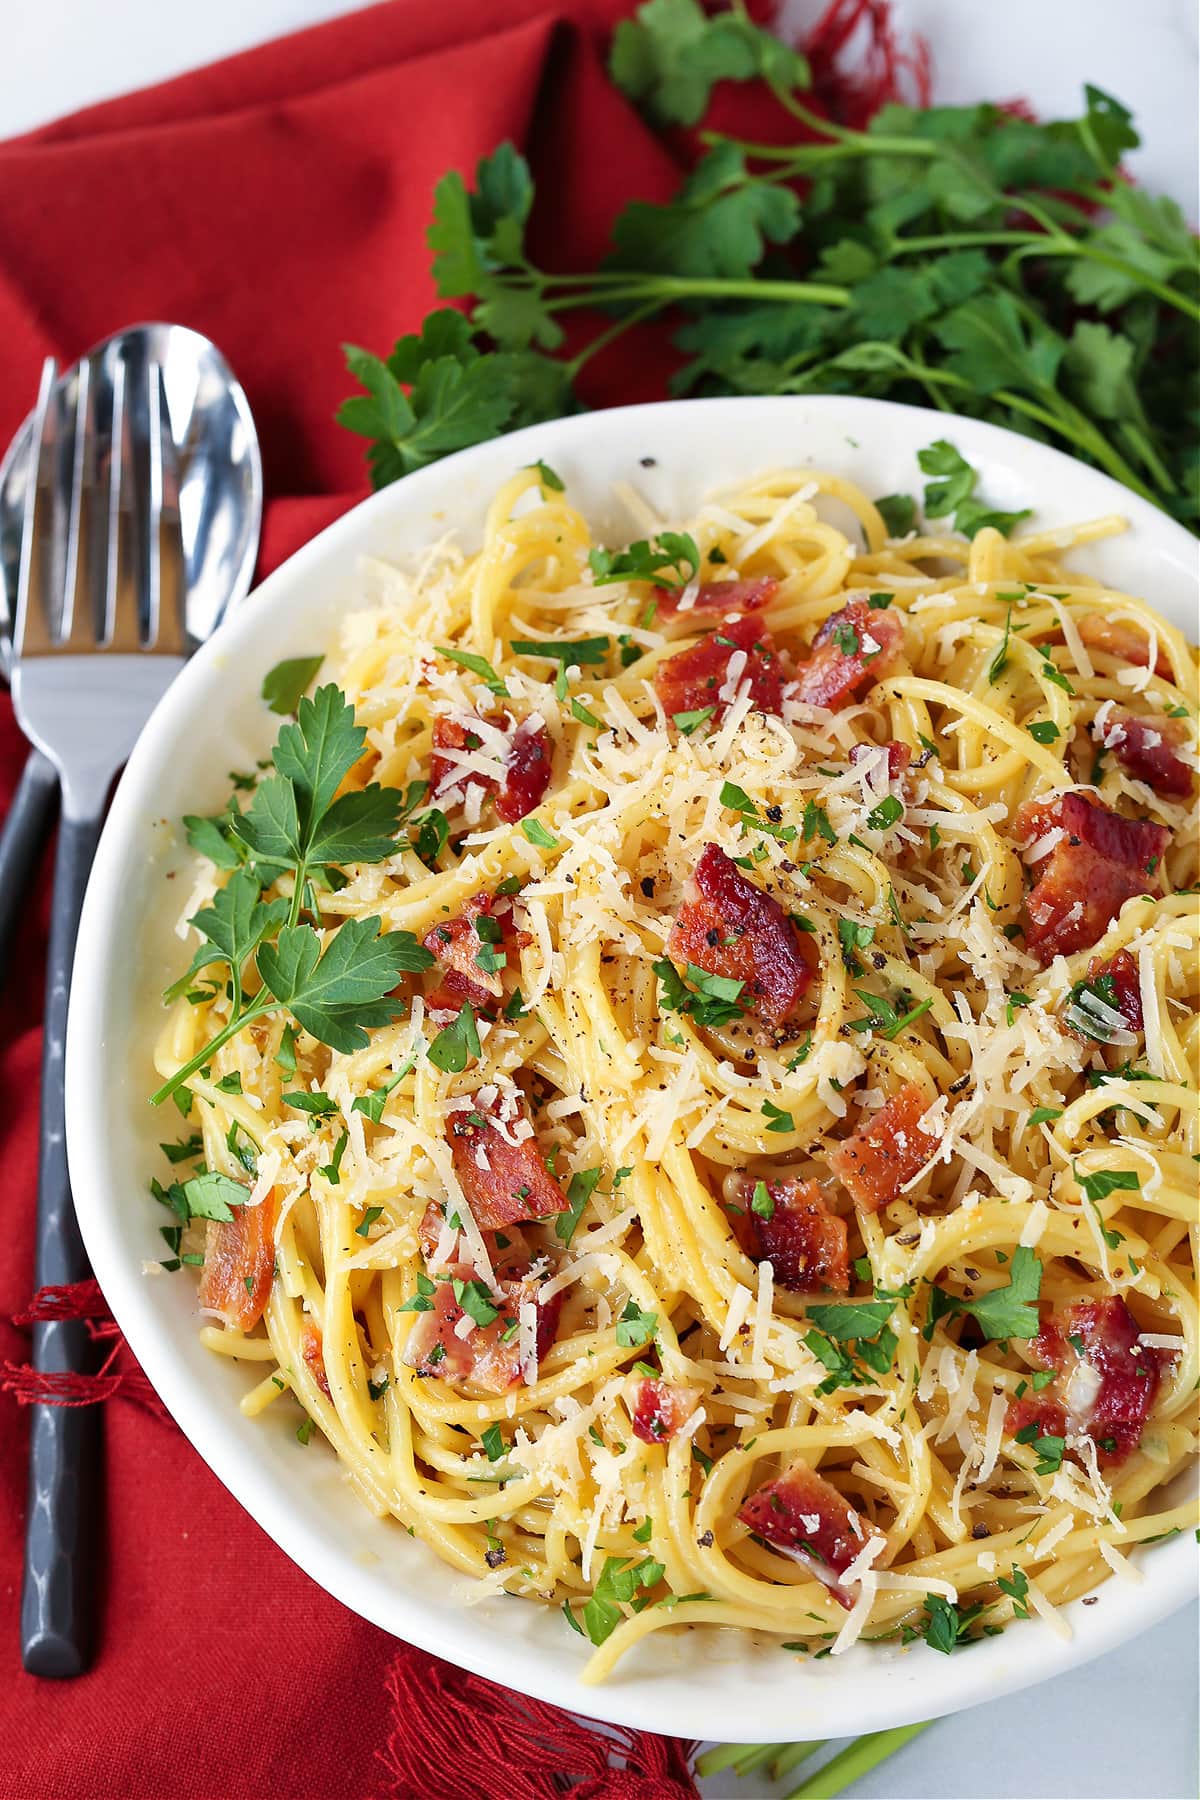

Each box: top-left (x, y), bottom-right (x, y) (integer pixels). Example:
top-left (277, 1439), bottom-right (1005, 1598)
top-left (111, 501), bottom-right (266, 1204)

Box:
top-left (0, 5), bottom-right (916, 1794)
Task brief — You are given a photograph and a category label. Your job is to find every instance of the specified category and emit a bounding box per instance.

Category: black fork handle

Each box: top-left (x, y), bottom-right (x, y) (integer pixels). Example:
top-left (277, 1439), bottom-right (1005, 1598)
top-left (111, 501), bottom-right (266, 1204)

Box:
top-left (0, 749), bottom-right (59, 988)
top-left (21, 806), bottom-right (103, 1678)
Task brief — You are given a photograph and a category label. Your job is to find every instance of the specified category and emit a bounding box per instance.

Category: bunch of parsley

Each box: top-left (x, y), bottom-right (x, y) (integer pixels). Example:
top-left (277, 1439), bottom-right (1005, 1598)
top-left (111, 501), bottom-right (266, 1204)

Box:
top-left (338, 0), bottom-right (1198, 527)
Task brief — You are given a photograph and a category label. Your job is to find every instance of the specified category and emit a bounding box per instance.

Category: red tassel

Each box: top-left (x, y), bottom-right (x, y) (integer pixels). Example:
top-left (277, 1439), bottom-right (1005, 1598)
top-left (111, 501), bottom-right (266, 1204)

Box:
top-left (2, 1279), bottom-right (170, 1421)
top-left (803, 0), bottom-right (932, 125)
top-left (374, 1643), bottom-right (699, 1800)
top-left (11, 1277), bottom-right (111, 1327)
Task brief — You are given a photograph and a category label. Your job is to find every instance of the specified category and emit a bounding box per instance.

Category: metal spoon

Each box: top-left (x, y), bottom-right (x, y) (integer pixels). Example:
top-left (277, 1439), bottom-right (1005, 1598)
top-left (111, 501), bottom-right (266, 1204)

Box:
top-left (0, 323), bottom-right (262, 981)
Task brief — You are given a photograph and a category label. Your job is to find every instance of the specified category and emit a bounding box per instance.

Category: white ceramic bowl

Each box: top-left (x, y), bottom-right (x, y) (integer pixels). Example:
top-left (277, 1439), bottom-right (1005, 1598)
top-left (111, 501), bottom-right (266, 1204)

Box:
top-left (66, 396), bottom-right (1198, 1743)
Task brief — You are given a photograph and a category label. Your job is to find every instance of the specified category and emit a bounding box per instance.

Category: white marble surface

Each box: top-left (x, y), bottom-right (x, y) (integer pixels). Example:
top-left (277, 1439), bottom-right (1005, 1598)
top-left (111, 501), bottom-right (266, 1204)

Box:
top-left (0, 2), bottom-right (1195, 1796)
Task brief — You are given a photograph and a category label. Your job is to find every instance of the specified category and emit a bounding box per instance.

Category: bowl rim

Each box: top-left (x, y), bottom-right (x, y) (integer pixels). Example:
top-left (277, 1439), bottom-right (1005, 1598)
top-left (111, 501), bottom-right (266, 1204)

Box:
top-left (65, 393), bottom-right (1199, 1743)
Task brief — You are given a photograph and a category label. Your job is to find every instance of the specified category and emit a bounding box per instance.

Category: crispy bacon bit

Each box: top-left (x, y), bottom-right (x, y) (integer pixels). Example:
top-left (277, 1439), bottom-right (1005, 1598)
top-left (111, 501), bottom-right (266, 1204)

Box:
top-left (431, 714), bottom-right (490, 806)
top-left (1069, 948), bottom-right (1143, 1039)
top-left (1077, 615), bottom-right (1172, 679)
top-left (829, 1083), bottom-right (939, 1215)
top-left (654, 577), bottom-right (777, 622)
top-left (1015, 792), bottom-right (1169, 965)
top-left (418, 1201), bottom-right (532, 1275)
top-left (1095, 711), bottom-right (1192, 799)
top-left (431, 713), bottom-right (552, 823)
top-left (496, 720), bottom-right (553, 823)
top-left (403, 1262), bottom-right (563, 1395)
top-left (790, 597), bottom-right (903, 710)
top-left (727, 1176), bottom-right (849, 1294)
top-left (666, 844), bottom-right (816, 1028)
top-left (850, 739), bottom-right (911, 783)
top-left (301, 1320), bottom-right (331, 1398)
top-left (423, 891), bottom-right (521, 1011)
top-left (738, 1459), bottom-right (867, 1609)
top-left (198, 1188), bottom-right (279, 1331)
top-left (446, 1094), bottom-right (567, 1231)
top-left (654, 615), bottom-right (784, 721)
top-left (631, 1378), bottom-right (702, 1444)
top-left (1006, 1296), bottom-right (1172, 1466)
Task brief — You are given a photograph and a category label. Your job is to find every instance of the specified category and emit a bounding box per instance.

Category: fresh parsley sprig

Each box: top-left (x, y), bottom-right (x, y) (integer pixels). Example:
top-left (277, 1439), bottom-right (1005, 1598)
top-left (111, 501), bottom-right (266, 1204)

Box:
top-left (154, 683), bottom-right (435, 1106)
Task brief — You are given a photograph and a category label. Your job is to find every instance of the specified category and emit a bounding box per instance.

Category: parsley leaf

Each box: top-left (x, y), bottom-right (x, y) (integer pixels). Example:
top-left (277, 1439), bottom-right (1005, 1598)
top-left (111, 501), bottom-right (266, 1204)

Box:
top-left (257, 918), bottom-right (429, 1054)
top-left (616, 1301), bottom-right (658, 1349)
top-left (261, 655), bottom-right (324, 716)
top-left (510, 636), bottom-right (609, 666)
top-left (436, 645), bottom-right (509, 697)
top-left (589, 531), bottom-right (700, 590)
top-left (927, 1244), bottom-right (1042, 1341)
top-left (610, 0), bottom-right (808, 127)
top-left (876, 493), bottom-right (917, 537)
top-left (556, 1167), bottom-right (603, 1247)
top-left (179, 1170), bottom-right (246, 1223)
top-left (427, 1005), bottom-right (482, 1074)
top-left (653, 957), bottom-right (747, 1028)
top-left (918, 439), bottom-right (1031, 539)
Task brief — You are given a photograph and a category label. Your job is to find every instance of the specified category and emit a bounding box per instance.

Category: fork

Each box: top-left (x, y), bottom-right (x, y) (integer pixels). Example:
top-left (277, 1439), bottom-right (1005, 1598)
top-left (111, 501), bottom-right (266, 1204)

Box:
top-left (13, 348), bottom-right (187, 1677)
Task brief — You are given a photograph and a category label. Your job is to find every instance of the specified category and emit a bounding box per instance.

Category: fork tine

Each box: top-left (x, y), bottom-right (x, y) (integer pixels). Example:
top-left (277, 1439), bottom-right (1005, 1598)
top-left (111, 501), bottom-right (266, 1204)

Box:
top-left (14, 358), bottom-right (58, 659)
top-left (58, 356), bottom-right (98, 652)
top-left (104, 351), bottom-right (142, 652)
top-left (147, 362), bottom-right (188, 656)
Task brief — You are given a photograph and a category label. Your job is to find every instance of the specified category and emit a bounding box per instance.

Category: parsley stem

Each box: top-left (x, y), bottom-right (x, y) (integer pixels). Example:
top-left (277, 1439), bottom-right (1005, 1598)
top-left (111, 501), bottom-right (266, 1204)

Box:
top-left (993, 387), bottom-right (1156, 501)
top-left (547, 275), bottom-right (851, 312)
top-left (772, 1742), bottom-right (826, 1781)
top-left (149, 996), bottom-right (273, 1108)
top-left (566, 298), bottom-right (662, 377)
top-left (1002, 238), bottom-right (1200, 322)
top-left (783, 1722), bottom-right (934, 1800)
top-left (695, 1742), bottom-right (779, 1778)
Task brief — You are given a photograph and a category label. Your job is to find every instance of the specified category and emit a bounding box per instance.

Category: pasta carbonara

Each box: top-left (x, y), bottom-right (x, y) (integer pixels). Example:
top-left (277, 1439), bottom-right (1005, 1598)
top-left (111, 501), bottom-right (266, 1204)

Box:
top-left (149, 458), bottom-right (1199, 1677)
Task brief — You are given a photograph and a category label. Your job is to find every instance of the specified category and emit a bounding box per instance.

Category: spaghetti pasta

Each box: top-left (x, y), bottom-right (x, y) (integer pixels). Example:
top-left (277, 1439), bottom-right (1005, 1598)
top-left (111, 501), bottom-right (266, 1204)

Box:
top-left (149, 459), bottom-right (1199, 1676)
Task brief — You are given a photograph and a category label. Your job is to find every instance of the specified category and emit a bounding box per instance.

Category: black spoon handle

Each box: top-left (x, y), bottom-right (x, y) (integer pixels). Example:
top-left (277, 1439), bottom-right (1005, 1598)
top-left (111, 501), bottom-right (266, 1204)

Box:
top-left (21, 806), bottom-right (103, 1678)
top-left (0, 749), bottom-right (59, 988)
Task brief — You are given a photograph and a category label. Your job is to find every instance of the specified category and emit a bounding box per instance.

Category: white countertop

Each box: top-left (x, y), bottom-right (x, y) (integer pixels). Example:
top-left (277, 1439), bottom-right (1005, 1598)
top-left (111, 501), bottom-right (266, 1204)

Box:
top-left (0, 2), bottom-right (1195, 1795)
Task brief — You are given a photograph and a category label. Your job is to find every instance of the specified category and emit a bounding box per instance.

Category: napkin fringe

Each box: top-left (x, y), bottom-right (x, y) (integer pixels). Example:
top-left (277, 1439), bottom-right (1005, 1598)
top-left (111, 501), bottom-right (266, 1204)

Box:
top-left (805, 0), bottom-right (932, 124)
top-left (2, 1279), bottom-right (169, 1418)
top-left (375, 1642), bottom-right (699, 1800)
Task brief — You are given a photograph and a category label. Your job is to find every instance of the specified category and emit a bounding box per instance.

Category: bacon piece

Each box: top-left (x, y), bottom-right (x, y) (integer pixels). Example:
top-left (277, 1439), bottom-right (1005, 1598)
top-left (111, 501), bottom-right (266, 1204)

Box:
top-left (198, 1188), bottom-right (279, 1331)
top-left (418, 1201), bottom-right (532, 1275)
top-left (1006, 1296), bottom-right (1172, 1466)
top-left (790, 598), bottom-right (902, 711)
top-left (738, 1459), bottom-right (869, 1609)
top-left (1095, 711), bottom-right (1192, 800)
top-left (849, 739), bottom-right (911, 784)
top-left (495, 720), bottom-right (553, 823)
top-left (1015, 792), bottom-right (1169, 965)
top-left (631, 1378), bottom-right (703, 1445)
top-left (431, 713), bottom-right (552, 824)
top-left (446, 1093), bottom-right (567, 1232)
top-left (829, 1083), bottom-right (939, 1215)
top-left (403, 1262), bottom-right (564, 1395)
top-left (301, 1320), bottom-right (331, 1399)
top-left (422, 891), bottom-right (521, 1012)
top-left (654, 615), bottom-right (784, 721)
top-left (654, 577), bottom-right (777, 622)
top-left (1067, 948), bottom-right (1143, 1041)
top-left (1077, 615), bottom-right (1172, 680)
top-left (727, 1176), bottom-right (849, 1294)
top-left (666, 844), bottom-right (816, 1029)
top-left (431, 714), bottom-right (492, 807)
